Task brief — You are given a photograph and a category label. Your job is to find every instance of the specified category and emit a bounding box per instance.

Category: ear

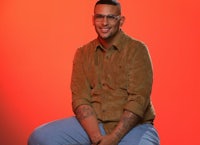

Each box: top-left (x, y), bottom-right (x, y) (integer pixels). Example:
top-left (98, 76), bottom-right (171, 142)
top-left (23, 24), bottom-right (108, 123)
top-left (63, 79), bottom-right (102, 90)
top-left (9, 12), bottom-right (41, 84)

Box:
top-left (119, 16), bottom-right (125, 27)
top-left (92, 15), bottom-right (95, 25)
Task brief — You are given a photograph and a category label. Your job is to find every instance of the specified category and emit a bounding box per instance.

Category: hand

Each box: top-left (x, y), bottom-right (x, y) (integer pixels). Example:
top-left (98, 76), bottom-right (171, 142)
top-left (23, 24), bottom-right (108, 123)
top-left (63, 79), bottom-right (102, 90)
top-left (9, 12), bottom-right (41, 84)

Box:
top-left (98, 134), bottom-right (119, 145)
top-left (91, 134), bottom-right (103, 145)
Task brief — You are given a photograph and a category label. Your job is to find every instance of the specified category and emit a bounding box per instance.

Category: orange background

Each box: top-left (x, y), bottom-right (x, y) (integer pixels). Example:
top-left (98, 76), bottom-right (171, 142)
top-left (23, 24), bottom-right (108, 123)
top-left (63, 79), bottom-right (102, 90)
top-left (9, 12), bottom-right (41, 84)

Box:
top-left (0, 0), bottom-right (200, 144)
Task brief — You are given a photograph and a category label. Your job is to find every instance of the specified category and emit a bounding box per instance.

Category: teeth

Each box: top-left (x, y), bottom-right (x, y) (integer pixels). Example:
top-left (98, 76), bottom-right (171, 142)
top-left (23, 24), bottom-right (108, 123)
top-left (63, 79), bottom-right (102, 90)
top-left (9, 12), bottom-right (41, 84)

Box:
top-left (101, 28), bottom-right (109, 33)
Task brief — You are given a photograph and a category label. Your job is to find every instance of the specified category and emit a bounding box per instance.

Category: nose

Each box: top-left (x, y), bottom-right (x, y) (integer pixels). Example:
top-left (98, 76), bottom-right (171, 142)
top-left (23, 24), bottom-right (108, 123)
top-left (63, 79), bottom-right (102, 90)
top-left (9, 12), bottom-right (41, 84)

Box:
top-left (102, 16), bottom-right (108, 25)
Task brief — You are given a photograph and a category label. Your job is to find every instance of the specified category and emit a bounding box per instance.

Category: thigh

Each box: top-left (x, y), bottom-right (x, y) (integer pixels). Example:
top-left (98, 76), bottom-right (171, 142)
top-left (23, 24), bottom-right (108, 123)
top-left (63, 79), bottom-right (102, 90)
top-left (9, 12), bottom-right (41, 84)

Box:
top-left (119, 124), bottom-right (160, 145)
top-left (28, 117), bottom-right (91, 145)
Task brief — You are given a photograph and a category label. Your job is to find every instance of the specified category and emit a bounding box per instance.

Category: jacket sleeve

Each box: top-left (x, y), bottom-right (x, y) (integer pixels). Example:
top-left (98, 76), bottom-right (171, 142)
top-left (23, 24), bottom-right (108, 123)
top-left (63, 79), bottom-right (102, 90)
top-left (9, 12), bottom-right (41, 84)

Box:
top-left (124, 42), bottom-right (153, 118)
top-left (71, 47), bottom-right (91, 113)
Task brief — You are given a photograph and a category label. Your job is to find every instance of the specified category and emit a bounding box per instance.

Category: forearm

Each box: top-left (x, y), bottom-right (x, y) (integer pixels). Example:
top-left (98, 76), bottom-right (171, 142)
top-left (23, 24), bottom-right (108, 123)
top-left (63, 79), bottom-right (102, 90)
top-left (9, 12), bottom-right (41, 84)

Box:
top-left (111, 110), bottom-right (141, 142)
top-left (75, 105), bottom-right (102, 144)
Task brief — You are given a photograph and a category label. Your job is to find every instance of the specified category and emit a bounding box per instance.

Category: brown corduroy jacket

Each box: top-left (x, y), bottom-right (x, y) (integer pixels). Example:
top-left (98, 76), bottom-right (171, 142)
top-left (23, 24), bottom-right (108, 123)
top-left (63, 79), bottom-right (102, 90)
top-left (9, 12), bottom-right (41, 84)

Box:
top-left (71, 30), bottom-right (155, 134)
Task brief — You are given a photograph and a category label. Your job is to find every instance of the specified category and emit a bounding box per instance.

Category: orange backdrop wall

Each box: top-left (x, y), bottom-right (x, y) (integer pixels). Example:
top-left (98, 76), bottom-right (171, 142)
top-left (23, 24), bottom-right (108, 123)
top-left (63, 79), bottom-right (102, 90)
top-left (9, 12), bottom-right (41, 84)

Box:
top-left (0, 0), bottom-right (200, 144)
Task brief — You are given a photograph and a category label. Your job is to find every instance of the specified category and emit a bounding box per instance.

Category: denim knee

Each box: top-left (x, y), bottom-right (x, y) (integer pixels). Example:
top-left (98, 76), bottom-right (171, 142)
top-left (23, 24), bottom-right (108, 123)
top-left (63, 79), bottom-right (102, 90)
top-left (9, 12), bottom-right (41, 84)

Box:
top-left (28, 126), bottom-right (50, 145)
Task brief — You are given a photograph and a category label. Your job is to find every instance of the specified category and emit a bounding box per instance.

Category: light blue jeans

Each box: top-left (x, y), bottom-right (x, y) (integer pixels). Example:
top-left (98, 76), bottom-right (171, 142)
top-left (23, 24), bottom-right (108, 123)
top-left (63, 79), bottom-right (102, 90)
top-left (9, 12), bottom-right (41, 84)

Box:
top-left (28, 117), bottom-right (160, 145)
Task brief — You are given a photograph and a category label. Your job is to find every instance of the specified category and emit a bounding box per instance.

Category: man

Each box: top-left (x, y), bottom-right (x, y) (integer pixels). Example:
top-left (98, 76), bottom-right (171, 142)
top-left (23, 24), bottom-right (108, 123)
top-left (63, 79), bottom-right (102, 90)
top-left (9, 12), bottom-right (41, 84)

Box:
top-left (28, 0), bottom-right (160, 145)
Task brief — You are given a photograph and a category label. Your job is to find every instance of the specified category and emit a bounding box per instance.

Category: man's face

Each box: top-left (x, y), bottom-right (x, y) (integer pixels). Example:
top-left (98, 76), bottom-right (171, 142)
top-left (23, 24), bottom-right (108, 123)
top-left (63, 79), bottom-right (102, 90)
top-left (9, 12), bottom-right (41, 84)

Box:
top-left (93, 4), bottom-right (124, 40)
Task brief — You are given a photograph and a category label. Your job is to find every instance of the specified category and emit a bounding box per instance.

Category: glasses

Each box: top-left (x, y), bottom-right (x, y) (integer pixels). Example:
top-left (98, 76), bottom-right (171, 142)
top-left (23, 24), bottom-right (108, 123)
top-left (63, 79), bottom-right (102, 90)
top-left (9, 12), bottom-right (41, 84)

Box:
top-left (94, 14), bottom-right (121, 22)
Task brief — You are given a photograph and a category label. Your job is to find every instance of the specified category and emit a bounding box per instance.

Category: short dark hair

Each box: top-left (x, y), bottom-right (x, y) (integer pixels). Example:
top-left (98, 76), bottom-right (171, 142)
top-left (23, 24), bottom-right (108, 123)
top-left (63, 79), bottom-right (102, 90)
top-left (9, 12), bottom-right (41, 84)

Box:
top-left (95, 0), bottom-right (121, 14)
top-left (95, 0), bottom-right (120, 6)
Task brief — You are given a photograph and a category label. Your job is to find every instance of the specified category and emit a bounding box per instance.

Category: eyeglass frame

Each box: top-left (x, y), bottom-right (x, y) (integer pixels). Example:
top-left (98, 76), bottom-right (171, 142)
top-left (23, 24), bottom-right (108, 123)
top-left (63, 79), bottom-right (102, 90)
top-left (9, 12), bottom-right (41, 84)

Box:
top-left (93, 14), bottom-right (121, 22)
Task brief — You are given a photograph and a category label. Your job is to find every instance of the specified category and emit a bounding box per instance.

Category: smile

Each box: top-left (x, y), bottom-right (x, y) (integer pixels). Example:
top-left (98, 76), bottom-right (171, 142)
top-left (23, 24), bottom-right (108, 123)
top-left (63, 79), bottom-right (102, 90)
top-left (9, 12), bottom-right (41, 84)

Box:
top-left (100, 28), bottom-right (110, 33)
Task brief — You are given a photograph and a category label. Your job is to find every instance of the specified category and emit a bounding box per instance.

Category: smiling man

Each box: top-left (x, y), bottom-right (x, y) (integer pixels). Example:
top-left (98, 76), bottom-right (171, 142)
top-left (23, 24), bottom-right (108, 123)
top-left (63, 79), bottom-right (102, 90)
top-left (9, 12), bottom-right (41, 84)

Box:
top-left (28, 0), bottom-right (160, 145)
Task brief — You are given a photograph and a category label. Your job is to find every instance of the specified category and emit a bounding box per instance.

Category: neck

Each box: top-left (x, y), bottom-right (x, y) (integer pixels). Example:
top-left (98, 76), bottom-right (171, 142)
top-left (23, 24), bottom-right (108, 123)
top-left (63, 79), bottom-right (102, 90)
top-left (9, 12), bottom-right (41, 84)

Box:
top-left (98, 38), bottom-right (113, 49)
top-left (98, 31), bottom-right (120, 49)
